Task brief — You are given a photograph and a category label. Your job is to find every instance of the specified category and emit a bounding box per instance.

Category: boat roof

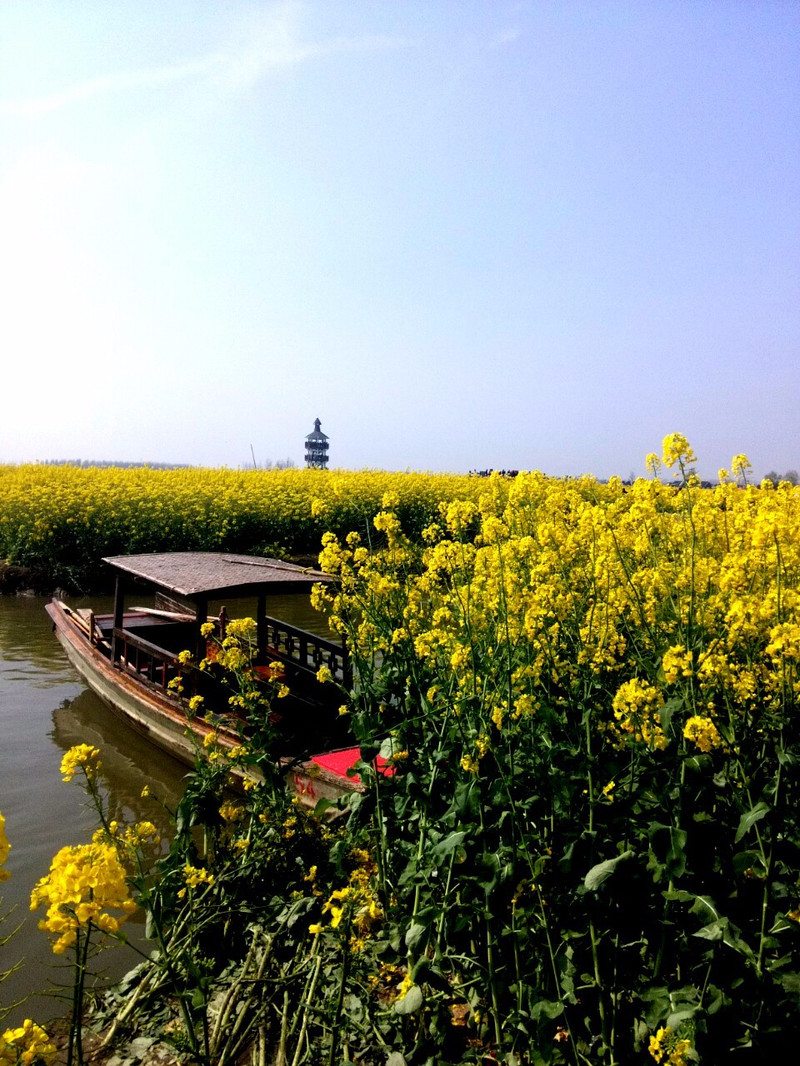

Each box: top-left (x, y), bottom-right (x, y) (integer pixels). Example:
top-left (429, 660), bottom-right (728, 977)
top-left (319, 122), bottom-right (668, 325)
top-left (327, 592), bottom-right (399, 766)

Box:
top-left (102, 552), bottom-right (331, 600)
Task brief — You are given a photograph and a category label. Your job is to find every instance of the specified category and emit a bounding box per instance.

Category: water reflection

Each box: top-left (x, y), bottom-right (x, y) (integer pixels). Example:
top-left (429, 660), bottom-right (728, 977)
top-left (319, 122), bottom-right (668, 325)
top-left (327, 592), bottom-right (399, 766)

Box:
top-left (0, 598), bottom-right (189, 1027)
top-left (50, 689), bottom-right (188, 828)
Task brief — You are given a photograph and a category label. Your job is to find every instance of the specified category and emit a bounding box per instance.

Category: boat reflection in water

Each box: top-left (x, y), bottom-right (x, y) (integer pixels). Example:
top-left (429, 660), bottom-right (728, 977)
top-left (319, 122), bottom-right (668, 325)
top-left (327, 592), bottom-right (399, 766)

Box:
top-left (50, 686), bottom-right (188, 834)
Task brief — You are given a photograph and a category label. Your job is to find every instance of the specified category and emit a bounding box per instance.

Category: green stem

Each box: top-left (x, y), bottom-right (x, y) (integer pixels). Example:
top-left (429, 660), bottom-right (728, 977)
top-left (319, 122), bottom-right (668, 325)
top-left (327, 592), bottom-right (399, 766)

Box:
top-left (327, 936), bottom-right (349, 1066)
top-left (71, 921), bottom-right (92, 1066)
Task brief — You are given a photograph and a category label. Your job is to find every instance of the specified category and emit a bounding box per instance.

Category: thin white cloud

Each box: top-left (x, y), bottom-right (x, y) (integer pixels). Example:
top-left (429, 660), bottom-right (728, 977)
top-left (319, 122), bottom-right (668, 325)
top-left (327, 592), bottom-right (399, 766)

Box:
top-left (490, 26), bottom-right (524, 49)
top-left (0, 56), bottom-right (225, 118)
top-left (0, 2), bottom-right (408, 118)
top-left (215, 33), bottom-right (409, 92)
top-left (213, 0), bottom-right (409, 89)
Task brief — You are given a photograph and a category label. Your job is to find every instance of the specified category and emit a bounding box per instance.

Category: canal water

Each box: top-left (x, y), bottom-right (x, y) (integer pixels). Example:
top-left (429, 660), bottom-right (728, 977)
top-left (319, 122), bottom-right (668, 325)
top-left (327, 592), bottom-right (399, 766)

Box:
top-left (0, 591), bottom-right (331, 1028)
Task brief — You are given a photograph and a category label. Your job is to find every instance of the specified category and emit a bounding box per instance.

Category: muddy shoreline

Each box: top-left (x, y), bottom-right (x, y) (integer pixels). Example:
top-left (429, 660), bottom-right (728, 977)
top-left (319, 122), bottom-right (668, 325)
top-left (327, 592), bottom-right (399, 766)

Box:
top-left (0, 561), bottom-right (53, 595)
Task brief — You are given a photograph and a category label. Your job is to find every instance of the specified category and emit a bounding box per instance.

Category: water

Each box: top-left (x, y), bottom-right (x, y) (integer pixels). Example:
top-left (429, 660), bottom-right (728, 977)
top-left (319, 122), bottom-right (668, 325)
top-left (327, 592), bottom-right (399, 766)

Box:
top-left (0, 591), bottom-right (332, 1027)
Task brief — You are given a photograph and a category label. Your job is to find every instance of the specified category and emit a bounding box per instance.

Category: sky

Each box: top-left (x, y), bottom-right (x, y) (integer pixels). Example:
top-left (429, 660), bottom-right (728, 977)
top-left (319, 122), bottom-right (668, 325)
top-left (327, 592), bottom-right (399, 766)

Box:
top-left (0, 0), bottom-right (797, 479)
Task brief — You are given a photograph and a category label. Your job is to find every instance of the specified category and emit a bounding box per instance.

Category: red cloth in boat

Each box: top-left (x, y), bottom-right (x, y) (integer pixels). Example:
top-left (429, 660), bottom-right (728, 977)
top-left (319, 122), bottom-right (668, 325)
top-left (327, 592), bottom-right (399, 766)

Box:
top-left (311, 748), bottom-right (394, 782)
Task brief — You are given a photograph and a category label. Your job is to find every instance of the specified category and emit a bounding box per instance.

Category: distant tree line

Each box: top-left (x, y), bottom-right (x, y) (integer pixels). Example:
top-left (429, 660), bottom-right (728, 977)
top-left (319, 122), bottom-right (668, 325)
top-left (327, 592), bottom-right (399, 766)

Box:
top-left (764, 469), bottom-right (799, 485)
top-left (252, 458), bottom-right (297, 470)
top-left (37, 459), bottom-right (189, 470)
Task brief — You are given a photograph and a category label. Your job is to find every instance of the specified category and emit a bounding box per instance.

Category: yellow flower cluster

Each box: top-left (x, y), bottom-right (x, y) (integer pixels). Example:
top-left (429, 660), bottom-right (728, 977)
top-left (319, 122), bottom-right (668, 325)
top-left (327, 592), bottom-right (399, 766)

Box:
top-left (30, 842), bottom-right (136, 954)
top-left (661, 433), bottom-right (697, 471)
top-left (219, 802), bottom-right (243, 823)
top-left (611, 679), bottom-right (668, 751)
top-left (683, 715), bottom-right (724, 753)
top-left (662, 645), bottom-right (693, 684)
top-left (93, 820), bottom-right (160, 852)
top-left (0, 1020), bottom-right (56, 1066)
top-left (179, 864), bottom-right (215, 897)
top-left (59, 744), bottom-right (101, 783)
top-left (648, 1025), bottom-right (692, 1065)
top-left (0, 811), bottom-right (9, 883)
top-left (312, 849), bottom-right (382, 945)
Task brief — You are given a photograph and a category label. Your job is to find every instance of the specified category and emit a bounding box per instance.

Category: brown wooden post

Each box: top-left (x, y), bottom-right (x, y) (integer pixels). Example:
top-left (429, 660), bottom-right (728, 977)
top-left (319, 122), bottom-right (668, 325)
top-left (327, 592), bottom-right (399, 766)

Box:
top-left (193, 597), bottom-right (208, 664)
top-left (257, 594), bottom-right (266, 659)
top-left (111, 576), bottom-right (125, 666)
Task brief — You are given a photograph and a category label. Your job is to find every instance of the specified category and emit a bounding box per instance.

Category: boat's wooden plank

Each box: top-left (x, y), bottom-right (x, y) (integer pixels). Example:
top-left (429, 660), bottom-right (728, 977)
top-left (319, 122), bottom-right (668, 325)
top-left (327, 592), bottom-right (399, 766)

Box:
top-left (130, 606), bottom-right (199, 623)
top-left (113, 627), bottom-right (181, 664)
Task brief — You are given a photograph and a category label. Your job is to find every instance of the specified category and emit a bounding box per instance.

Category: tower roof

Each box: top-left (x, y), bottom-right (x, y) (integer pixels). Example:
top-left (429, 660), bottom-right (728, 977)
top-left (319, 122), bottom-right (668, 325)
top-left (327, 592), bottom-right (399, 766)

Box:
top-left (306, 417), bottom-right (329, 441)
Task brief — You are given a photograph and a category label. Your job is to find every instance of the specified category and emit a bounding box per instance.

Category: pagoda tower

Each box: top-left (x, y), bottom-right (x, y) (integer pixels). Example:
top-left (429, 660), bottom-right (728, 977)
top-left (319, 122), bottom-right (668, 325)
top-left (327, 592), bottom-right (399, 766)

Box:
top-left (304, 418), bottom-right (330, 469)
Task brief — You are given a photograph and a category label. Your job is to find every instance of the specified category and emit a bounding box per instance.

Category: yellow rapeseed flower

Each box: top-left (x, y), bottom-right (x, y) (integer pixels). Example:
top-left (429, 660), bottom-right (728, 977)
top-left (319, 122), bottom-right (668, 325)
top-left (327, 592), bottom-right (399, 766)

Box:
top-left (0, 811), bottom-right (10, 883)
top-left (59, 744), bottom-right (101, 783)
top-left (683, 715), bottom-right (723, 753)
top-left (0, 1019), bottom-right (57, 1066)
top-left (661, 433), bottom-right (697, 470)
top-left (30, 842), bottom-right (135, 954)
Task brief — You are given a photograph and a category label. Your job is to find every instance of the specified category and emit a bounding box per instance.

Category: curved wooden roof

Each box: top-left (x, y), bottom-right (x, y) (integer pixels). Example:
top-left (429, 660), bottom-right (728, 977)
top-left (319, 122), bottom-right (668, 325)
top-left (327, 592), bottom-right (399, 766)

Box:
top-left (102, 552), bottom-right (331, 600)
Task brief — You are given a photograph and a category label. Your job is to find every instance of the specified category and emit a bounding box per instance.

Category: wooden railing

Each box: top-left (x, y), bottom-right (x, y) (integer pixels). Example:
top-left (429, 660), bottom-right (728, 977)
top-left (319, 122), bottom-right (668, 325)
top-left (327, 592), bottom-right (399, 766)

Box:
top-left (113, 627), bottom-right (179, 693)
top-left (113, 617), bottom-right (349, 696)
top-left (261, 616), bottom-right (350, 685)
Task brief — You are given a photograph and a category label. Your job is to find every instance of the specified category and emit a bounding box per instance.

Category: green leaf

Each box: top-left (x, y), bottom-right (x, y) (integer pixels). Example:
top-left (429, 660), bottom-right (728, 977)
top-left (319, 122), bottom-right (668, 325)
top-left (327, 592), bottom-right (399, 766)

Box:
top-left (662, 888), bottom-right (694, 902)
top-left (385, 1054), bottom-right (407, 1066)
top-left (531, 999), bottom-right (564, 1021)
top-left (432, 831), bottom-right (467, 861)
top-left (659, 697), bottom-right (683, 736)
top-left (583, 849), bottom-right (635, 891)
top-left (694, 918), bottom-right (728, 941)
top-left (394, 984), bottom-right (424, 1014)
top-left (411, 959), bottom-right (451, 992)
top-left (455, 779), bottom-right (479, 817)
top-left (379, 736), bottom-right (400, 760)
top-left (405, 922), bottom-right (428, 950)
top-left (732, 849), bottom-right (763, 875)
top-left (478, 851), bottom-right (500, 890)
top-left (666, 1007), bottom-right (698, 1030)
top-left (735, 801), bottom-right (770, 843)
top-left (690, 894), bottom-right (721, 923)
top-left (313, 798), bottom-right (335, 819)
top-left (666, 827), bottom-right (688, 878)
top-left (360, 741), bottom-right (381, 763)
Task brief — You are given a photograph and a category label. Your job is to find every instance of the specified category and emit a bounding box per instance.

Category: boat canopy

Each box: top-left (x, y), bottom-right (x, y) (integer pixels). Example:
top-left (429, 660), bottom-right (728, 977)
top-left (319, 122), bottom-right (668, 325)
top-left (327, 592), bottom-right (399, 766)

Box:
top-left (102, 552), bottom-right (331, 602)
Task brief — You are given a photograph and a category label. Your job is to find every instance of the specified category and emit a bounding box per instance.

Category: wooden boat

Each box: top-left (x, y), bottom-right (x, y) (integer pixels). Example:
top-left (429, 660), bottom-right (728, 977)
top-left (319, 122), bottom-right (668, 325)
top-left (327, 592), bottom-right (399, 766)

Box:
top-left (46, 552), bottom-right (368, 805)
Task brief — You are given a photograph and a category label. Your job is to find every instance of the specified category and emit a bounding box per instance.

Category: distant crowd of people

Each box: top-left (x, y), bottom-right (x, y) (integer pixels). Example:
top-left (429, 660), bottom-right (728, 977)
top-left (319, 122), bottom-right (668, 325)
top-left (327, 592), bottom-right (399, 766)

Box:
top-left (469, 469), bottom-right (520, 478)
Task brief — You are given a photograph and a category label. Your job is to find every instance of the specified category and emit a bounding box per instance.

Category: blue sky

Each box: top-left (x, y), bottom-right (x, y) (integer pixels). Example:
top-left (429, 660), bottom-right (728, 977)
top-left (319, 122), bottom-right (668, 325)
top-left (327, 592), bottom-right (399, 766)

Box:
top-left (0, 0), bottom-right (797, 479)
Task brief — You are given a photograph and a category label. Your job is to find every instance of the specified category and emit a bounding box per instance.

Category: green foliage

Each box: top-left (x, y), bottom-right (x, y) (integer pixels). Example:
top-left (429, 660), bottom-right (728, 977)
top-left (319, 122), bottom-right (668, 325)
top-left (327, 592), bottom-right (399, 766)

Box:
top-left (20, 450), bottom-right (800, 1063)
